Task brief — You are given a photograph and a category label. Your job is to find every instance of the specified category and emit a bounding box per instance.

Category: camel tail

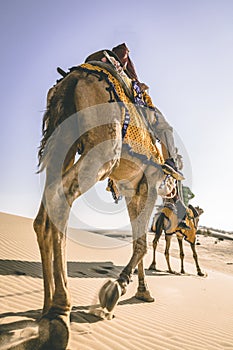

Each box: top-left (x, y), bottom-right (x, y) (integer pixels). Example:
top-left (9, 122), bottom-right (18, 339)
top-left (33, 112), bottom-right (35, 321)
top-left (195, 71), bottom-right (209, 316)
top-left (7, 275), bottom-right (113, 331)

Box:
top-left (37, 75), bottom-right (79, 172)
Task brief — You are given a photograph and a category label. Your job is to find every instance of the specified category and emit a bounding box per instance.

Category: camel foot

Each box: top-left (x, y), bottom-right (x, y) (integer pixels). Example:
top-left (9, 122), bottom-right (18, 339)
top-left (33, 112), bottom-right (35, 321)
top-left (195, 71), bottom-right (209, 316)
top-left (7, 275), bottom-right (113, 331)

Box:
top-left (198, 270), bottom-right (207, 277)
top-left (135, 289), bottom-right (155, 302)
top-left (99, 279), bottom-right (122, 313)
top-left (168, 270), bottom-right (180, 275)
top-left (148, 263), bottom-right (157, 271)
top-left (38, 314), bottom-right (69, 350)
top-left (89, 306), bottom-right (114, 320)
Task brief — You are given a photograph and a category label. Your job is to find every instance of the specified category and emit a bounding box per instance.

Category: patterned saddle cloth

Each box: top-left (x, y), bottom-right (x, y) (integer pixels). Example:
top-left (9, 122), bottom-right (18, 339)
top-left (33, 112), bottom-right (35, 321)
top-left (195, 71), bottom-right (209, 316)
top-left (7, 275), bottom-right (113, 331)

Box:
top-left (77, 62), bottom-right (164, 166)
top-left (161, 205), bottom-right (197, 244)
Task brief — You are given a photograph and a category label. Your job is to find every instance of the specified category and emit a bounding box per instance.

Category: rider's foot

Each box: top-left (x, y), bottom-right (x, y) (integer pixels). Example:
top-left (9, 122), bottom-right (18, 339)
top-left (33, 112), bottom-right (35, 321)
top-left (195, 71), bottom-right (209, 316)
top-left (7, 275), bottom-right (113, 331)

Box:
top-left (162, 158), bottom-right (185, 181)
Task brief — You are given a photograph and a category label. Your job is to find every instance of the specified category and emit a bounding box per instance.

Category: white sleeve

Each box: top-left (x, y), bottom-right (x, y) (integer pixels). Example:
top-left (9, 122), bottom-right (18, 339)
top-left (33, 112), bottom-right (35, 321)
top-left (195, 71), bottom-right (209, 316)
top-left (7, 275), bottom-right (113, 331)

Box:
top-left (154, 108), bottom-right (177, 160)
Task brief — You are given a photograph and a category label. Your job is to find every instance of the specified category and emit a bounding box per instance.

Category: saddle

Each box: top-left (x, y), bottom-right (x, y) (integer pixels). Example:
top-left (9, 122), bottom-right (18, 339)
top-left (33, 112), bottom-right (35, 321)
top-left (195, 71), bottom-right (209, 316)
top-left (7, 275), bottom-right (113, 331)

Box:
top-left (85, 49), bottom-right (123, 66)
top-left (57, 55), bottom-right (134, 102)
top-left (85, 47), bottom-right (141, 83)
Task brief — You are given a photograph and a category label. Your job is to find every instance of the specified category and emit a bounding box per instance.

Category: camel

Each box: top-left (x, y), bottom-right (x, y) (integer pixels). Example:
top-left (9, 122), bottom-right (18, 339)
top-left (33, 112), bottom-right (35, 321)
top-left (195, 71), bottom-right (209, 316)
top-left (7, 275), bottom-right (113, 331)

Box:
top-left (33, 58), bottom-right (180, 349)
top-left (149, 205), bottom-right (205, 276)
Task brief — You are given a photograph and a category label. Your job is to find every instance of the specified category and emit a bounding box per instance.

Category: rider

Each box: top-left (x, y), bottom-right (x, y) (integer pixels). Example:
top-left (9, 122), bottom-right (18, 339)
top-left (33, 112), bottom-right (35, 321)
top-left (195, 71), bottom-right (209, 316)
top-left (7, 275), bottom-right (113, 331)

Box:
top-left (111, 43), bottom-right (191, 229)
top-left (86, 43), bottom-right (189, 229)
top-left (111, 43), bottom-right (184, 182)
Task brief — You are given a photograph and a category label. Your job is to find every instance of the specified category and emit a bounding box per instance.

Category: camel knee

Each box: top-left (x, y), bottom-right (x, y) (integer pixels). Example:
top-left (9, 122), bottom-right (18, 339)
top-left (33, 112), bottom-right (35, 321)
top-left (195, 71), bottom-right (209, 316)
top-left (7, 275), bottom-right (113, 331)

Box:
top-left (33, 213), bottom-right (46, 242)
top-left (139, 245), bottom-right (147, 260)
top-left (134, 238), bottom-right (147, 260)
top-left (33, 217), bottom-right (40, 235)
top-left (33, 202), bottom-right (46, 234)
top-left (33, 210), bottom-right (52, 248)
top-left (152, 236), bottom-right (159, 249)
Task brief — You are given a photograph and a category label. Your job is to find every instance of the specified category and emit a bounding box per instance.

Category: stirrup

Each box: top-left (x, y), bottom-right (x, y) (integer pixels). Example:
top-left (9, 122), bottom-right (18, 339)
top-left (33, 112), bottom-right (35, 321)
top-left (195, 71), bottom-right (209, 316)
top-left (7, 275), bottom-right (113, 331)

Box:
top-left (162, 163), bottom-right (185, 181)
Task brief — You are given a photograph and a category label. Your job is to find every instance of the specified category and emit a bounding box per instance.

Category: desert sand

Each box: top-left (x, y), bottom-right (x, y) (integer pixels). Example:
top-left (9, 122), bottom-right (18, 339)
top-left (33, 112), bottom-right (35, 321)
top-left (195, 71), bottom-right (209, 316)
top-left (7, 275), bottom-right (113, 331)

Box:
top-left (0, 211), bottom-right (233, 350)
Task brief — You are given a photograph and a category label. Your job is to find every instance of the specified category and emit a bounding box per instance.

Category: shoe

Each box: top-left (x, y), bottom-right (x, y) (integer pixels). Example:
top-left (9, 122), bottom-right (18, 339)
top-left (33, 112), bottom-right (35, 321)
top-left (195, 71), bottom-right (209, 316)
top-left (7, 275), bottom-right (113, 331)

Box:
top-left (162, 158), bottom-right (185, 181)
top-left (178, 221), bottom-right (191, 230)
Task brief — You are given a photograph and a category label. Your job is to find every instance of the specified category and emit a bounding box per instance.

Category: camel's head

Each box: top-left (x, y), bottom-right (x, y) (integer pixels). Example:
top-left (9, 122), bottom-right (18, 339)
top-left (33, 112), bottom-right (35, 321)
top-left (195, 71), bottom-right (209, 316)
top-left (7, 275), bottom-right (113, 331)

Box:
top-left (195, 206), bottom-right (204, 216)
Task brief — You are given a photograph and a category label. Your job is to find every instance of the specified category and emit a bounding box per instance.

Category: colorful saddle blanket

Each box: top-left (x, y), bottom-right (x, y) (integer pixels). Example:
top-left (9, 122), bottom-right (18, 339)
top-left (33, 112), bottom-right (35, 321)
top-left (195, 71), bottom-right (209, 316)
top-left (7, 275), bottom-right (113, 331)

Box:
top-left (161, 206), bottom-right (197, 244)
top-left (78, 62), bottom-right (164, 165)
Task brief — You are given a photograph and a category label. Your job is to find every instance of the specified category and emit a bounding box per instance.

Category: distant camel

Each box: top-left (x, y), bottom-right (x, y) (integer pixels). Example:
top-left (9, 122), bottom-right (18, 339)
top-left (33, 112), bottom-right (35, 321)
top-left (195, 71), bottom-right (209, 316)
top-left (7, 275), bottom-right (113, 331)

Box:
top-left (33, 58), bottom-right (180, 348)
top-left (149, 205), bottom-right (205, 276)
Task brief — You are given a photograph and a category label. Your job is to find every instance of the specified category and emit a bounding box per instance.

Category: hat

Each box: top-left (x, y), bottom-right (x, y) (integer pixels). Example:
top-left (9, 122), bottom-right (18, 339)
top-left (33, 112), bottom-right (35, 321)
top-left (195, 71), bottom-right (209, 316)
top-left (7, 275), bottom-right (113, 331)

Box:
top-left (112, 43), bottom-right (139, 80)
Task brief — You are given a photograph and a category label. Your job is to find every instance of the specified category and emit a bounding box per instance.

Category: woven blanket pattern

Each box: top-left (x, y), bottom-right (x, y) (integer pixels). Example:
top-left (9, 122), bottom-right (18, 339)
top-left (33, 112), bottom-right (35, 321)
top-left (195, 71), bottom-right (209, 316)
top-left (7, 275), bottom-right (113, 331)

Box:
top-left (80, 63), bottom-right (164, 165)
top-left (162, 206), bottom-right (196, 244)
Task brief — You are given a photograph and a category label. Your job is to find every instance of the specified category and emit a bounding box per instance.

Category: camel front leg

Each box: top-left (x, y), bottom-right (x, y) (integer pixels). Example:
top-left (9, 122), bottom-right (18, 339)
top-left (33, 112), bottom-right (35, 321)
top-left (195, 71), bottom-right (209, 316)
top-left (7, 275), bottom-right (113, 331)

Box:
top-left (149, 212), bottom-right (165, 271)
top-left (165, 235), bottom-right (174, 273)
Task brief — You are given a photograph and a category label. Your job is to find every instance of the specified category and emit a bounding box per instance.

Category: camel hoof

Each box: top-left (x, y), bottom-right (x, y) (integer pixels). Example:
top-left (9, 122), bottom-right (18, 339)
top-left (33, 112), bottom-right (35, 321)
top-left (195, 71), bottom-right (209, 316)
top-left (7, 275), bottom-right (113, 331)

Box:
top-left (148, 263), bottom-right (157, 271)
top-left (169, 270), bottom-right (180, 275)
top-left (38, 315), bottom-right (69, 350)
top-left (135, 290), bottom-right (155, 302)
top-left (99, 279), bottom-right (121, 312)
top-left (198, 271), bottom-right (207, 277)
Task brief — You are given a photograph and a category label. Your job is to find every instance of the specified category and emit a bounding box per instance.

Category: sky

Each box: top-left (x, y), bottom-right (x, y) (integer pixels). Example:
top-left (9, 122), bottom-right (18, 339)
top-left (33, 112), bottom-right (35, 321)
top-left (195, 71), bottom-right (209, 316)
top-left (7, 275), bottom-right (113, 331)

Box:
top-left (1, 0), bottom-right (233, 232)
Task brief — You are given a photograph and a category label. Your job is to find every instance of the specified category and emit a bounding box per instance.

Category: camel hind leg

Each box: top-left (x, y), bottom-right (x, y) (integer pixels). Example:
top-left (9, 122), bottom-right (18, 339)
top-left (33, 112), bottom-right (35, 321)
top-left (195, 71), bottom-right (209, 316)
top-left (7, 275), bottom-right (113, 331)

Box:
top-left (149, 212), bottom-right (165, 271)
top-left (136, 259), bottom-right (155, 302)
top-left (124, 173), bottom-right (158, 302)
top-left (33, 181), bottom-right (72, 349)
top-left (34, 134), bottom-right (122, 348)
top-left (33, 201), bottom-right (54, 315)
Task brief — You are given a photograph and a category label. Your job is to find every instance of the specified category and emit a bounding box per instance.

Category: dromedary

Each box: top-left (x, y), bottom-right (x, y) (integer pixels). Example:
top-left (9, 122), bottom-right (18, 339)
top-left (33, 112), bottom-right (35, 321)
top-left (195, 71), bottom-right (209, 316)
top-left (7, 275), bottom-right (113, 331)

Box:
top-left (33, 59), bottom-right (180, 348)
top-left (149, 205), bottom-right (205, 276)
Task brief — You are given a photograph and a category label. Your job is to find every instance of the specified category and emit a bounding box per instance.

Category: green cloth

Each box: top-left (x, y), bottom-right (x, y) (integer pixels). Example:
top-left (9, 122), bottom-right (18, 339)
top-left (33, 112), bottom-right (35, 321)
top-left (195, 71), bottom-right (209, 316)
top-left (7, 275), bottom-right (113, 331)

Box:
top-left (182, 186), bottom-right (195, 206)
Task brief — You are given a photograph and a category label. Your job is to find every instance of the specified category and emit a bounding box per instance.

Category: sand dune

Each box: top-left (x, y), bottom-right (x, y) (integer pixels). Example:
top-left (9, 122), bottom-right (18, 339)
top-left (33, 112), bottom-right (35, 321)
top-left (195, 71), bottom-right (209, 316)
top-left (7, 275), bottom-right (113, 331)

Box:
top-left (0, 212), bottom-right (233, 350)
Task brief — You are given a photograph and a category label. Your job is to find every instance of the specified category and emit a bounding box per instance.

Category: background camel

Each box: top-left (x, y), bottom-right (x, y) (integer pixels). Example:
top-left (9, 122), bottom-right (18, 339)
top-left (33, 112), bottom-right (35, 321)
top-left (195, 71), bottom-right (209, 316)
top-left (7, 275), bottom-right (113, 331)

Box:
top-left (149, 205), bottom-right (205, 276)
top-left (33, 61), bottom-right (178, 349)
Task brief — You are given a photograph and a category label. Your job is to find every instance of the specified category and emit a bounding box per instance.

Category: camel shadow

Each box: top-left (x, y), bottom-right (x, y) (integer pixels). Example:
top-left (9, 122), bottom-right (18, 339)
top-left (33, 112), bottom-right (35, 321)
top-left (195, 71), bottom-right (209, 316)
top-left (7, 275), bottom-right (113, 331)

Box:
top-left (0, 307), bottom-right (102, 350)
top-left (0, 259), bottom-right (174, 281)
top-left (0, 260), bottom-right (171, 349)
top-left (0, 294), bottom-right (154, 350)
top-left (0, 260), bottom-right (123, 279)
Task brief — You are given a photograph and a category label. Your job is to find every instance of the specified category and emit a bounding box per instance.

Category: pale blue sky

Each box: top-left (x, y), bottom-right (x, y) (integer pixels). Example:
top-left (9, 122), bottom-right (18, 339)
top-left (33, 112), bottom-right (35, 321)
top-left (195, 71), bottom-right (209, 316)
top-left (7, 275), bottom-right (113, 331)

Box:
top-left (1, 0), bottom-right (233, 231)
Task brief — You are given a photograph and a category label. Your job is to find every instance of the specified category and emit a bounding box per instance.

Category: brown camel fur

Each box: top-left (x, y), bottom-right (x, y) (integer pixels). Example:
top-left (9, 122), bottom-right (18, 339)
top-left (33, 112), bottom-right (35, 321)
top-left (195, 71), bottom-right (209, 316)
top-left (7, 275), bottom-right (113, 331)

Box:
top-left (33, 62), bottom-right (176, 349)
top-left (149, 205), bottom-right (205, 276)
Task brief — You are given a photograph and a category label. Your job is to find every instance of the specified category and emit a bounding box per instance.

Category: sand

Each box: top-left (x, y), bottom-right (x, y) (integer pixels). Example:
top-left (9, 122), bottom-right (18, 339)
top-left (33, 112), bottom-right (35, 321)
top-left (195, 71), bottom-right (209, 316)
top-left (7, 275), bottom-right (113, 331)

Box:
top-left (0, 211), bottom-right (233, 350)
